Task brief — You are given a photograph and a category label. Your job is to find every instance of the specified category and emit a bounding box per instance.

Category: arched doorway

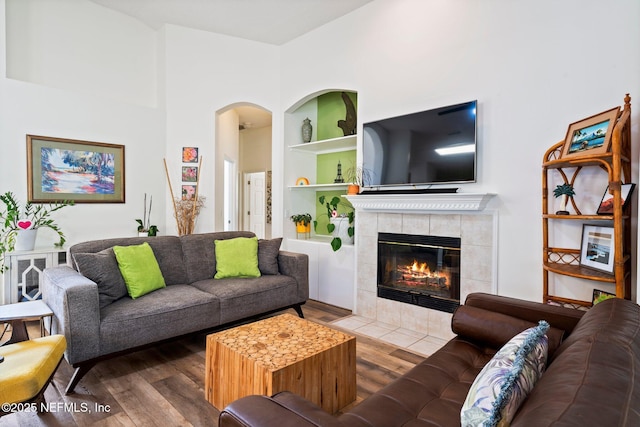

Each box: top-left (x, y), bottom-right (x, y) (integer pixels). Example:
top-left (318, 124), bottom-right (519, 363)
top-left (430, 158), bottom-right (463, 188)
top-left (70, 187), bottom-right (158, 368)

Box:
top-left (216, 103), bottom-right (272, 238)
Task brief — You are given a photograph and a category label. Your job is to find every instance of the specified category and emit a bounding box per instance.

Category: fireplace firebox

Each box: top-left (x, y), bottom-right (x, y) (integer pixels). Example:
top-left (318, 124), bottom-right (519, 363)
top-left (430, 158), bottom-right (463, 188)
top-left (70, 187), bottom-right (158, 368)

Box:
top-left (377, 232), bottom-right (461, 313)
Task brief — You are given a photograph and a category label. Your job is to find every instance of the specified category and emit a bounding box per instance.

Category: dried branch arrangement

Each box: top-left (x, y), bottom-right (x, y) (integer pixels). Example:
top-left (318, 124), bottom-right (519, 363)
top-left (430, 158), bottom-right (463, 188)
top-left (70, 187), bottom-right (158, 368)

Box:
top-left (164, 157), bottom-right (205, 235)
top-left (173, 196), bottom-right (206, 235)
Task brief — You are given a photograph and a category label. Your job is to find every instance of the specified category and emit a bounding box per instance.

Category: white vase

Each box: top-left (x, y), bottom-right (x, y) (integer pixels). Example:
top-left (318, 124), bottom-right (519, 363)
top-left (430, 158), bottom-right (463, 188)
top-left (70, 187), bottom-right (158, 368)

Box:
top-left (138, 231), bottom-right (149, 237)
top-left (330, 217), bottom-right (354, 245)
top-left (15, 229), bottom-right (38, 251)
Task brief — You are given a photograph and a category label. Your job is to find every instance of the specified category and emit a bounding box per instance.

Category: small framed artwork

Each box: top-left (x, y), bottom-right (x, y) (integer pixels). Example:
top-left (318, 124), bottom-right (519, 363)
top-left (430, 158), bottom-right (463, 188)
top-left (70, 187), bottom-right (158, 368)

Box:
top-left (580, 224), bottom-right (615, 274)
top-left (592, 288), bottom-right (616, 305)
top-left (597, 183), bottom-right (635, 215)
top-left (560, 106), bottom-right (620, 159)
top-left (182, 166), bottom-right (198, 182)
top-left (27, 135), bottom-right (125, 203)
top-left (182, 185), bottom-right (197, 200)
top-left (182, 147), bottom-right (199, 163)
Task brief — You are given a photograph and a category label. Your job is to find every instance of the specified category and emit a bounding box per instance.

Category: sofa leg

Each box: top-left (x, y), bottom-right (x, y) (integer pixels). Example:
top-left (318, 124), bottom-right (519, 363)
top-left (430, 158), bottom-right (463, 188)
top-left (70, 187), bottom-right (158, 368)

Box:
top-left (293, 304), bottom-right (304, 318)
top-left (66, 362), bottom-right (96, 394)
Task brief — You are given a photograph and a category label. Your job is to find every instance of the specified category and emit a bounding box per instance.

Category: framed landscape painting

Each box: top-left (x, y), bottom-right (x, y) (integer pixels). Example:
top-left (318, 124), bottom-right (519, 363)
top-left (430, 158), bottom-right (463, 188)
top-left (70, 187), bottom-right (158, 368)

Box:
top-left (27, 135), bottom-right (125, 203)
top-left (560, 107), bottom-right (620, 159)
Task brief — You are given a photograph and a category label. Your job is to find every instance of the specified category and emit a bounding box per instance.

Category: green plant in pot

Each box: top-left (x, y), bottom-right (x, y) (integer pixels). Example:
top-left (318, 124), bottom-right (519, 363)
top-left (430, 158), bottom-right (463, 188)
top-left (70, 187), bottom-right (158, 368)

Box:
top-left (290, 213), bottom-right (312, 239)
top-left (344, 164), bottom-right (373, 195)
top-left (136, 193), bottom-right (158, 236)
top-left (314, 195), bottom-right (354, 251)
top-left (0, 191), bottom-right (73, 271)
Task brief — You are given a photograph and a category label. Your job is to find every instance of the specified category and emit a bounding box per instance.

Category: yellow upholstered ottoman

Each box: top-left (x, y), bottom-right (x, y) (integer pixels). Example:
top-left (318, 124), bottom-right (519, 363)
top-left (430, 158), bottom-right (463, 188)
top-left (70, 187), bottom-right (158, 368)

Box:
top-left (0, 335), bottom-right (67, 407)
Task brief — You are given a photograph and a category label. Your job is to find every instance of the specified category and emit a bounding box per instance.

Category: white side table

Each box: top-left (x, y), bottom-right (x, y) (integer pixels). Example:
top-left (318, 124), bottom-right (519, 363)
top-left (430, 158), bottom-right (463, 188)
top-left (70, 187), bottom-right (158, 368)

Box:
top-left (2, 247), bottom-right (68, 305)
top-left (0, 300), bottom-right (53, 345)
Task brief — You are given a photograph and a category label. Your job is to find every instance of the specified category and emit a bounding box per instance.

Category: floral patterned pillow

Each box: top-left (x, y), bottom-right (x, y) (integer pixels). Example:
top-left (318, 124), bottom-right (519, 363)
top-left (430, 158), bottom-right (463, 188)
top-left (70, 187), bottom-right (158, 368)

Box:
top-left (461, 320), bottom-right (550, 427)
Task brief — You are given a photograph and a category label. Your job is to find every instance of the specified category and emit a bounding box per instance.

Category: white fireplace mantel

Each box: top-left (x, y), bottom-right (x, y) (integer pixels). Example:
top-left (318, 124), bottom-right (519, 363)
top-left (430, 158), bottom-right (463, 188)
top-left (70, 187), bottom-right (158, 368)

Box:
top-left (345, 192), bottom-right (496, 213)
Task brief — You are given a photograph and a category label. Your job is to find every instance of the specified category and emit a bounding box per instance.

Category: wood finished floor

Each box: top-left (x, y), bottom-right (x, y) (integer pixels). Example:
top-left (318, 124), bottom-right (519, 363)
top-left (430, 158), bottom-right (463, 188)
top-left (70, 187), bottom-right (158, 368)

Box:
top-left (1, 300), bottom-right (426, 426)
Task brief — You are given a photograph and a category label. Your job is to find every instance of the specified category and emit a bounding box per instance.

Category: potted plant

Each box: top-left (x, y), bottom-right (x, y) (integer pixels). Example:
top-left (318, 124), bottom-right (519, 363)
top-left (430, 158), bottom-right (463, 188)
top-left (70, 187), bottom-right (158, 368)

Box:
top-left (344, 164), bottom-right (373, 195)
top-left (314, 195), bottom-right (354, 251)
top-left (553, 183), bottom-right (575, 215)
top-left (290, 213), bottom-right (312, 232)
top-left (290, 213), bottom-right (312, 239)
top-left (0, 191), bottom-right (73, 271)
top-left (136, 193), bottom-right (158, 236)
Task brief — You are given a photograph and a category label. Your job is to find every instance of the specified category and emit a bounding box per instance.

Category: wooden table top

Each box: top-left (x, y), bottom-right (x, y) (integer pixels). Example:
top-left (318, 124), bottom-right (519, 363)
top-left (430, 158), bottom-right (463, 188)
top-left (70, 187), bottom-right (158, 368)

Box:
top-left (209, 313), bottom-right (354, 371)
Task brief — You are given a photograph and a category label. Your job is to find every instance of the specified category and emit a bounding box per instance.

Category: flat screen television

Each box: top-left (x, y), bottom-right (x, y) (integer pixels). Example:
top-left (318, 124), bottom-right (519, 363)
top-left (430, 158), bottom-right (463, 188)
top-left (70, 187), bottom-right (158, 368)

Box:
top-left (362, 100), bottom-right (477, 189)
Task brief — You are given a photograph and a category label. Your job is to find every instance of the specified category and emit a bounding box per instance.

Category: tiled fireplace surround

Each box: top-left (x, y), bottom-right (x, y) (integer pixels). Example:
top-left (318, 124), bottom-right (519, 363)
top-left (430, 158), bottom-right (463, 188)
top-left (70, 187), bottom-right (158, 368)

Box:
top-left (347, 194), bottom-right (497, 342)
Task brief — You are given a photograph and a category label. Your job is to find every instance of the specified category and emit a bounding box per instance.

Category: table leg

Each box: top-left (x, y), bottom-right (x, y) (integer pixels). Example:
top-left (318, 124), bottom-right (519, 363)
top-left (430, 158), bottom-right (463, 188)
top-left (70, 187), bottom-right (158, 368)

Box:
top-left (3, 320), bottom-right (30, 345)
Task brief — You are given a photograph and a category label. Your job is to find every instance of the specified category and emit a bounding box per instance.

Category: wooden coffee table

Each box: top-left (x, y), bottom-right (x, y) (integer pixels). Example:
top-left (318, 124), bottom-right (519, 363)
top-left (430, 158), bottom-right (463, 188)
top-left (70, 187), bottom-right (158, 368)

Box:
top-left (205, 313), bottom-right (356, 414)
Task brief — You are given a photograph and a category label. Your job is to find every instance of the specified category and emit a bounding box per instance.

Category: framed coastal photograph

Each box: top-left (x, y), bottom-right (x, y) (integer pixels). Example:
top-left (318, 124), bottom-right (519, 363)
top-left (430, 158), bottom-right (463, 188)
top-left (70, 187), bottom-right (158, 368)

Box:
top-left (560, 106), bottom-right (620, 159)
top-left (580, 225), bottom-right (615, 274)
top-left (182, 166), bottom-right (198, 182)
top-left (27, 135), bottom-right (125, 203)
top-left (597, 183), bottom-right (635, 215)
top-left (182, 147), bottom-right (199, 163)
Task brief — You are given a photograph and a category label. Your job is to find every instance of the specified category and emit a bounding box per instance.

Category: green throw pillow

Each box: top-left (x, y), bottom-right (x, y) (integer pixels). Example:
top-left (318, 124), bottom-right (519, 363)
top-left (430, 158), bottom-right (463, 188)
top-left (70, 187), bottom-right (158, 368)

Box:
top-left (113, 242), bottom-right (166, 298)
top-left (214, 237), bottom-right (261, 279)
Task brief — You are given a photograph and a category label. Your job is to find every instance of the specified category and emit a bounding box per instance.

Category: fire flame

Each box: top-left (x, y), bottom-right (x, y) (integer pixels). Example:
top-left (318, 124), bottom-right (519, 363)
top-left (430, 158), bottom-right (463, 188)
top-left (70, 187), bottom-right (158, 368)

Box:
top-left (411, 260), bottom-right (428, 274)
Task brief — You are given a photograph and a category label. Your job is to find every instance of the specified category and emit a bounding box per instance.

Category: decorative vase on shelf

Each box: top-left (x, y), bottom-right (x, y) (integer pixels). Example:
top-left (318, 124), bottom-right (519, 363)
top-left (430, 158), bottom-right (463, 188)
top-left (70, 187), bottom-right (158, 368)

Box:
top-left (15, 229), bottom-right (38, 251)
top-left (301, 117), bottom-right (312, 143)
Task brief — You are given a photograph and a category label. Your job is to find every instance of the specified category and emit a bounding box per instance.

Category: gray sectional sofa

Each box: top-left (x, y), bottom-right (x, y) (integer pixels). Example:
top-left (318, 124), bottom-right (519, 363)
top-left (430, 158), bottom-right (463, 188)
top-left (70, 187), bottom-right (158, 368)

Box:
top-left (42, 231), bottom-right (308, 394)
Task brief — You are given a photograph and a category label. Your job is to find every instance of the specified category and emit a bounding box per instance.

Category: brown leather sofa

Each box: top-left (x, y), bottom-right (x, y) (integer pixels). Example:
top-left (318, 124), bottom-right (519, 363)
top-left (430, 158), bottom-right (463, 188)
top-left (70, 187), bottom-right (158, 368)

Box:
top-left (218, 292), bottom-right (640, 427)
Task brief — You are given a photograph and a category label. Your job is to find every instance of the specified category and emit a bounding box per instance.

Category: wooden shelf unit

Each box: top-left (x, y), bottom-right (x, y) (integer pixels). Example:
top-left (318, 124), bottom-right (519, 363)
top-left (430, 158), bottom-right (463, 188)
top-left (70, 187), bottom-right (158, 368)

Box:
top-left (542, 94), bottom-right (633, 307)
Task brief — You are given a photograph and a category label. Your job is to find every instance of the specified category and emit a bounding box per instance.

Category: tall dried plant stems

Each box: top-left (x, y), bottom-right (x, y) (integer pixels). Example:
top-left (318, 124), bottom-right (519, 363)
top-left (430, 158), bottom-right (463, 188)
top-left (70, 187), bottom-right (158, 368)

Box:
top-left (163, 158), bottom-right (181, 232)
top-left (174, 197), bottom-right (206, 235)
top-left (191, 156), bottom-right (203, 231)
top-left (163, 157), bottom-right (205, 236)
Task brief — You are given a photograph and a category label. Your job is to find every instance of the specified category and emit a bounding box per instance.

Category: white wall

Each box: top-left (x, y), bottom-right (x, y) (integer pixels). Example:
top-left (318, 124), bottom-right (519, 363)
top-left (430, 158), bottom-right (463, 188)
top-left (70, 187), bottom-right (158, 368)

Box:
top-left (161, 25), bottom-right (281, 236)
top-left (1, 0), bottom-right (166, 251)
top-left (279, 0), bottom-right (640, 301)
top-left (2, 0), bottom-right (639, 303)
top-left (5, 0), bottom-right (157, 107)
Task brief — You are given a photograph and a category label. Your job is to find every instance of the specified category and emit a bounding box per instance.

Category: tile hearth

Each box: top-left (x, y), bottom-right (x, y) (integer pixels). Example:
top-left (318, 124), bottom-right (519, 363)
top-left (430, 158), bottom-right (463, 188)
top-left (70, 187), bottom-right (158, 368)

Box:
top-left (331, 315), bottom-right (448, 356)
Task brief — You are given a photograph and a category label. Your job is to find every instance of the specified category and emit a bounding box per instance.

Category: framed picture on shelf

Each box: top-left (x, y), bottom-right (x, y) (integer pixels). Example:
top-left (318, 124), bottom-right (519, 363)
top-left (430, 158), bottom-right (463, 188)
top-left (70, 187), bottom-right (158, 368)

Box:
top-left (580, 224), bottom-right (615, 274)
top-left (597, 183), bottom-right (635, 215)
top-left (26, 135), bottom-right (125, 203)
top-left (560, 106), bottom-right (620, 159)
top-left (592, 288), bottom-right (616, 305)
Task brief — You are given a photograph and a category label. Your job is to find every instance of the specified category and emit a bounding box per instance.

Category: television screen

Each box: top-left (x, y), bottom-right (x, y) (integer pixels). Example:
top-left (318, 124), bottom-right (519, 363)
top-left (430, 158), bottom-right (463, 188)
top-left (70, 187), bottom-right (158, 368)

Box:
top-left (363, 100), bottom-right (477, 188)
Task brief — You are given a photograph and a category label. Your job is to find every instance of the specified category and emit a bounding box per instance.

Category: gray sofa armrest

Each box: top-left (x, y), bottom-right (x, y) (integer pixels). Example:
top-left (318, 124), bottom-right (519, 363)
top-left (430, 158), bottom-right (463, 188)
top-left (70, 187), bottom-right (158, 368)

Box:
top-left (277, 251), bottom-right (309, 302)
top-left (220, 393), bottom-right (346, 427)
top-left (42, 266), bottom-right (101, 364)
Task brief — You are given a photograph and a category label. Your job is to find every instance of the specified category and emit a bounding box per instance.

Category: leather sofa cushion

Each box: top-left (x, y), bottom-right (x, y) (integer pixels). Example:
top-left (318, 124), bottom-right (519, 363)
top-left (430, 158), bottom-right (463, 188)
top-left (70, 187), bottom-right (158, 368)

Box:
top-left (512, 298), bottom-right (640, 426)
top-left (452, 305), bottom-right (565, 358)
top-left (338, 337), bottom-right (495, 427)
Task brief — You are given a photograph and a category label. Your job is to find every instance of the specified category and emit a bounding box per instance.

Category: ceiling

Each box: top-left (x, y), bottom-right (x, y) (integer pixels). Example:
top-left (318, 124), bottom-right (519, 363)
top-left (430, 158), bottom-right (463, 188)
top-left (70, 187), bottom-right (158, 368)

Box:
top-left (88, 0), bottom-right (372, 128)
top-left (88, 0), bottom-right (372, 46)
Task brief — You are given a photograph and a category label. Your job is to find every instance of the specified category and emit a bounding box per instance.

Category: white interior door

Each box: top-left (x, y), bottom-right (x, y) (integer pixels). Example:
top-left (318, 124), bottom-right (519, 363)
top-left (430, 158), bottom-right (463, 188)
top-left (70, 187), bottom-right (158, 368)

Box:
top-left (244, 172), bottom-right (266, 238)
